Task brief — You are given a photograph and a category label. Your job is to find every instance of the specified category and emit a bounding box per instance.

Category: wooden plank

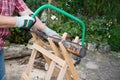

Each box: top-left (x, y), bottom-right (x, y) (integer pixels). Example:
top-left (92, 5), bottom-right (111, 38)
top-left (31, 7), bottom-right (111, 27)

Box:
top-left (57, 64), bottom-right (68, 80)
top-left (62, 32), bottom-right (68, 39)
top-left (22, 72), bottom-right (29, 80)
top-left (31, 32), bottom-right (38, 40)
top-left (43, 55), bottom-right (59, 78)
top-left (45, 61), bottom-right (56, 80)
top-left (73, 36), bottom-right (80, 43)
top-left (47, 38), bottom-right (62, 57)
top-left (23, 32), bottom-right (79, 80)
top-left (64, 69), bottom-right (73, 80)
top-left (33, 43), bottom-right (66, 66)
top-left (24, 49), bottom-right (37, 75)
top-left (48, 38), bottom-right (73, 80)
top-left (59, 42), bottom-right (80, 80)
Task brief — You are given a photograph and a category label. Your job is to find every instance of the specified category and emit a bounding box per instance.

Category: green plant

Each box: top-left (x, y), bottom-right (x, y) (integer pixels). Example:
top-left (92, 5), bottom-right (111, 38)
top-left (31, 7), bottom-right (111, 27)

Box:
top-left (108, 24), bottom-right (120, 52)
top-left (85, 17), bottom-right (113, 44)
top-left (46, 16), bottom-right (82, 39)
top-left (6, 28), bottom-right (32, 45)
top-left (25, 0), bottom-right (48, 12)
top-left (6, 0), bottom-right (120, 46)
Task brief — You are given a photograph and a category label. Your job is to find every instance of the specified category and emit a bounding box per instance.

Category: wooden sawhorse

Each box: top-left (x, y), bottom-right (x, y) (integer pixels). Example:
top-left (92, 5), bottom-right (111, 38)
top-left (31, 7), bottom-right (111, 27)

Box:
top-left (22, 32), bottom-right (81, 80)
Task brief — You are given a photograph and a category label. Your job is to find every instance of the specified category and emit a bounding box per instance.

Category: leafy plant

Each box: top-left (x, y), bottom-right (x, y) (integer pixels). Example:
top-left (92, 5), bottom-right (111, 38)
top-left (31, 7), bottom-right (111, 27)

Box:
top-left (108, 24), bottom-right (120, 52)
top-left (25, 0), bottom-right (48, 12)
top-left (46, 17), bottom-right (82, 38)
top-left (85, 16), bottom-right (114, 44)
top-left (6, 0), bottom-right (120, 48)
top-left (6, 28), bottom-right (32, 45)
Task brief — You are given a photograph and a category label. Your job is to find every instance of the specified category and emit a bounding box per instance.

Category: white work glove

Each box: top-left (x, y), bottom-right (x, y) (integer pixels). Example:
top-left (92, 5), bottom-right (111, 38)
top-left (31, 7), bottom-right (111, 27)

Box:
top-left (15, 15), bottom-right (35, 30)
top-left (42, 26), bottom-right (59, 37)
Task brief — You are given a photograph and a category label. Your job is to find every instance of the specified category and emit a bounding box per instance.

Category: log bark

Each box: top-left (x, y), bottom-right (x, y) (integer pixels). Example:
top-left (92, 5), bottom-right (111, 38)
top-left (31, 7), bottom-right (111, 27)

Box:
top-left (4, 47), bottom-right (32, 60)
top-left (31, 30), bottom-right (86, 58)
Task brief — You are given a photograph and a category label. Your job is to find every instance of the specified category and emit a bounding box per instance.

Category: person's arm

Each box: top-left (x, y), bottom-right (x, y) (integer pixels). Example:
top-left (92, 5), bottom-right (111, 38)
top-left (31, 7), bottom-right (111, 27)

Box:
top-left (19, 9), bottom-right (46, 30)
top-left (0, 15), bottom-right (16, 28)
top-left (0, 15), bottom-right (35, 28)
top-left (16, 0), bottom-right (59, 36)
top-left (19, 7), bottom-right (59, 36)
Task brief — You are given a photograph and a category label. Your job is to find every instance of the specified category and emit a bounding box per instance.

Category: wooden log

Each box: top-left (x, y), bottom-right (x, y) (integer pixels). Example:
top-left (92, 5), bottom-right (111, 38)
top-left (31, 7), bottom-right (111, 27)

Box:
top-left (4, 48), bottom-right (32, 60)
top-left (31, 30), bottom-right (86, 58)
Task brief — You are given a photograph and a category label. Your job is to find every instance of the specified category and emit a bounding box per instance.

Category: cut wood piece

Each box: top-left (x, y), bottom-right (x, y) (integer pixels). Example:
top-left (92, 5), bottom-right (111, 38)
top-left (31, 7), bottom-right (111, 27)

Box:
top-left (73, 36), bottom-right (80, 43)
top-left (62, 32), bottom-right (68, 40)
top-left (62, 32), bottom-right (71, 40)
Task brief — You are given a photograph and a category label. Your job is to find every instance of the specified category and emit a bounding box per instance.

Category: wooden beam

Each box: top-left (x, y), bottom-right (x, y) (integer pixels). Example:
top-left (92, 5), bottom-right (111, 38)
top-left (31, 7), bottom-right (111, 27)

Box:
top-left (32, 43), bottom-right (66, 66)
top-left (24, 49), bottom-right (37, 75)
top-left (59, 42), bottom-right (80, 80)
top-left (45, 61), bottom-right (56, 80)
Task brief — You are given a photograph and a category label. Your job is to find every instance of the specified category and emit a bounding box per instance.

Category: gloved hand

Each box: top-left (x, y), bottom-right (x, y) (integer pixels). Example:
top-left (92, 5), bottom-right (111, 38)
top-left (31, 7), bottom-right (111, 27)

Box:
top-left (42, 26), bottom-right (60, 37)
top-left (15, 15), bottom-right (35, 30)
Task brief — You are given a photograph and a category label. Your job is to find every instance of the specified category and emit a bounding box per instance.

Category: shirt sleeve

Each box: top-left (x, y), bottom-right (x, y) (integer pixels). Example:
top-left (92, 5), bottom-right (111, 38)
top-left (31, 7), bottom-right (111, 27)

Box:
top-left (14, 0), bottom-right (27, 13)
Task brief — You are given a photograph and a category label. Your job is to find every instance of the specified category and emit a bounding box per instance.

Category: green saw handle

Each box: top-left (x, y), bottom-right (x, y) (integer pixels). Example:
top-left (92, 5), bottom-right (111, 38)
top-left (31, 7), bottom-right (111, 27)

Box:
top-left (32, 4), bottom-right (86, 46)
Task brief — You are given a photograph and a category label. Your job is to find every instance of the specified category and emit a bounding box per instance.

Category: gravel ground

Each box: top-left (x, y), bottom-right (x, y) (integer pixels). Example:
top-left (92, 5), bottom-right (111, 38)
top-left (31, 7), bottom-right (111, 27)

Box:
top-left (5, 45), bottom-right (120, 80)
